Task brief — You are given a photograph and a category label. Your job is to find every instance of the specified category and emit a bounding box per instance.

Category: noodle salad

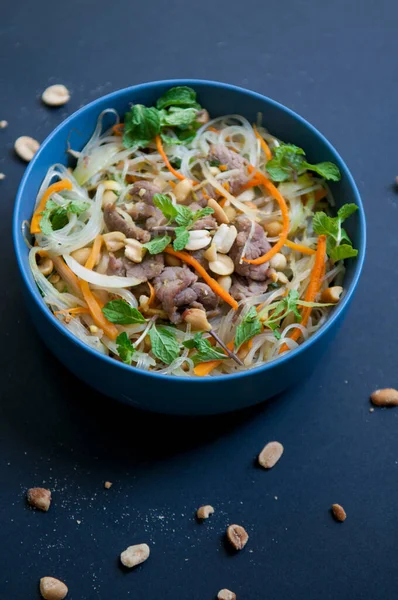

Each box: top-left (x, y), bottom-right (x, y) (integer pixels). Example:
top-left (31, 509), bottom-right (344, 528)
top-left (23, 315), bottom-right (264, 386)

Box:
top-left (26, 86), bottom-right (358, 377)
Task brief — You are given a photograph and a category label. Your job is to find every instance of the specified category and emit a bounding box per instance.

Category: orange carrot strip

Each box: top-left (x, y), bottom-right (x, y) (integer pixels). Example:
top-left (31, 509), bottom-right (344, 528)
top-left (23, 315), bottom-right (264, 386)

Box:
top-left (51, 255), bottom-right (83, 298)
top-left (54, 307), bottom-right (90, 316)
top-left (168, 180), bottom-right (176, 189)
top-left (242, 167), bottom-right (290, 265)
top-left (112, 123), bottom-right (124, 136)
top-left (285, 240), bottom-right (316, 255)
top-left (219, 197), bottom-right (227, 208)
top-left (219, 165), bottom-right (227, 172)
top-left (164, 247), bottom-right (238, 311)
top-left (30, 179), bottom-right (73, 234)
top-left (155, 135), bottom-right (185, 181)
top-left (253, 125), bottom-right (272, 161)
top-left (242, 177), bottom-right (261, 189)
top-left (147, 281), bottom-right (156, 307)
top-left (79, 236), bottom-right (118, 340)
top-left (208, 127), bottom-right (219, 133)
top-left (193, 341), bottom-right (234, 376)
top-left (279, 235), bottom-right (326, 353)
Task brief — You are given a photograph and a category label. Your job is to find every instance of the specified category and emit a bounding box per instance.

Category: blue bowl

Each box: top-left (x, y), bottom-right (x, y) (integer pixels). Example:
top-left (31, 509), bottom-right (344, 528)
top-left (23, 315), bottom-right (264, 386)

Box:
top-left (13, 79), bottom-right (366, 415)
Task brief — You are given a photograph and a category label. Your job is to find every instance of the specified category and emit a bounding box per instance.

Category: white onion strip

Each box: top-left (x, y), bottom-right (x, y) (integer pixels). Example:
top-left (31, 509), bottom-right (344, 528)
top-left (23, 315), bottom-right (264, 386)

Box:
top-left (63, 254), bottom-right (143, 288)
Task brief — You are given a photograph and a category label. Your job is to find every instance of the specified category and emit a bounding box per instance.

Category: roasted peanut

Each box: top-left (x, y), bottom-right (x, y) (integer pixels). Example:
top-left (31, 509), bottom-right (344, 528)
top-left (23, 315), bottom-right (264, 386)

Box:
top-left (14, 136), bottom-right (40, 162)
top-left (102, 189), bottom-right (117, 207)
top-left (38, 257), bottom-right (53, 276)
top-left (218, 590), bottom-right (236, 600)
top-left (174, 179), bottom-right (193, 203)
top-left (185, 229), bottom-right (211, 251)
top-left (321, 286), bottom-right (343, 304)
top-left (264, 221), bottom-right (283, 236)
top-left (120, 543), bottom-right (150, 568)
top-left (370, 388), bottom-right (398, 407)
top-left (183, 309), bottom-right (211, 331)
top-left (103, 231), bottom-right (126, 252)
top-left (70, 247), bottom-right (91, 265)
top-left (207, 197), bottom-right (230, 224)
top-left (217, 275), bottom-right (232, 293)
top-left (331, 503), bottom-right (347, 522)
top-left (203, 243), bottom-right (217, 262)
top-left (213, 224), bottom-right (237, 254)
top-left (102, 179), bottom-right (122, 192)
top-left (27, 487), bottom-right (51, 511)
top-left (196, 505), bottom-right (214, 519)
top-left (165, 253), bottom-right (182, 267)
top-left (209, 253), bottom-right (235, 276)
top-left (269, 252), bottom-right (287, 270)
top-left (39, 577), bottom-right (68, 600)
top-left (258, 441), bottom-right (284, 469)
top-left (104, 481), bottom-right (113, 489)
top-left (42, 84), bottom-right (70, 107)
top-left (125, 238), bottom-right (145, 263)
top-left (0, 120), bottom-right (8, 129)
top-left (227, 524), bottom-right (249, 550)
top-left (224, 206), bottom-right (237, 221)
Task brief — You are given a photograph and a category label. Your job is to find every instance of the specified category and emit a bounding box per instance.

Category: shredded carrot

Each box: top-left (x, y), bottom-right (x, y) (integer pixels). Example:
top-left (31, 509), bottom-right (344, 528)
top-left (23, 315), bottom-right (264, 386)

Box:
top-left (201, 189), bottom-right (210, 200)
top-left (155, 135), bottom-right (185, 181)
top-left (168, 180), bottom-right (176, 188)
top-left (51, 255), bottom-right (82, 298)
top-left (164, 247), bottom-right (238, 311)
top-left (242, 167), bottom-right (290, 265)
top-left (285, 240), bottom-right (316, 256)
top-left (125, 175), bottom-right (139, 184)
top-left (112, 123), bottom-right (124, 136)
top-left (242, 177), bottom-right (261, 190)
top-left (147, 281), bottom-right (156, 307)
top-left (208, 127), bottom-right (219, 133)
top-left (279, 235), bottom-right (326, 353)
top-left (79, 235), bottom-right (118, 340)
top-left (219, 197), bottom-right (227, 208)
top-left (219, 165), bottom-right (227, 172)
top-left (193, 341), bottom-right (234, 376)
top-left (314, 188), bottom-right (327, 202)
top-left (253, 125), bottom-right (272, 161)
top-left (54, 307), bottom-right (90, 316)
top-left (30, 179), bottom-right (73, 234)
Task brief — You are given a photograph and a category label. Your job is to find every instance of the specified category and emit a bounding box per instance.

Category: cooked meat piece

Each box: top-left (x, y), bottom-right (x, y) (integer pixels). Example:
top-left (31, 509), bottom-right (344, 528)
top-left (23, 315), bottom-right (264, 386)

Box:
top-left (209, 144), bottom-right (248, 194)
top-left (230, 275), bottom-right (270, 301)
top-left (104, 205), bottom-right (151, 243)
top-left (124, 202), bottom-right (167, 231)
top-left (107, 253), bottom-right (164, 281)
top-left (129, 180), bottom-right (161, 205)
top-left (191, 214), bottom-right (217, 230)
top-left (153, 267), bottom-right (198, 324)
top-left (191, 282), bottom-right (218, 310)
top-left (174, 287), bottom-right (198, 307)
top-left (146, 208), bottom-right (167, 230)
top-left (229, 216), bottom-right (271, 281)
top-left (189, 249), bottom-right (209, 269)
top-left (192, 187), bottom-right (213, 207)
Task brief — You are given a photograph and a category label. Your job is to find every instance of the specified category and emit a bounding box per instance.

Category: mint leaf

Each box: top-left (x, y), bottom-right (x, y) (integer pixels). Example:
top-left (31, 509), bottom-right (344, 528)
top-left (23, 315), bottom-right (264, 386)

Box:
top-left (143, 235), bottom-right (171, 254)
top-left (261, 291), bottom-right (301, 338)
top-left (160, 132), bottom-right (184, 146)
top-left (173, 228), bottom-right (190, 251)
top-left (235, 307), bottom-right (262, 350)
top-left (191, 207), bottom-right (214, 224)
top-left (102, 300), bottom-right (146, 324)
top-left (116, 332), bottom-right (136, 364)
top-left (123, 105), bottom-right (160, 149)
top-left (160, 107), bottom-right (198, 129)
top-left (174, 205), bottom-right (194, 227)
top-left (329, 244), bottom-right (358, 262)
top-left (156, 86), bottom-right (198, 110)
top-left (312, 212), bottom-right (340, 239)
top-left (304, 161), bottom-right (341, 181)
top-left (337, 203), bottom-right (358, 221)
top-left (68, 200), bottom-right (90, 214)
top-left (266, 160), bottom-right (290, 182)
top-left (183, 333), bottom-right (228, 365)
top-left (39, 198), bottom-right (90, 235)
top-left (50, 208), bottom-right (69, 230)
top-left (149, 325), bottom-right (181, 364)
top-left (153, 194), bottom-right (178, 220)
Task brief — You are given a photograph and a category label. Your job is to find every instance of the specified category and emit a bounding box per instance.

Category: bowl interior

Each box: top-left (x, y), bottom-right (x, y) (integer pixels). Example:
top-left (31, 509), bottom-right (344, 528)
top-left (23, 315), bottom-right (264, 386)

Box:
top-left (13, 80), bottom-right (365, 381)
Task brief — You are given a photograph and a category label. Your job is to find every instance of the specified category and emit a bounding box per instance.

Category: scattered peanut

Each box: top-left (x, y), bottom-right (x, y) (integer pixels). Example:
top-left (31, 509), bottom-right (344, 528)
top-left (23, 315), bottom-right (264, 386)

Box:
top-left (0, 120), bottom-right (8, 129)
top-left (38, 257), bottom-right (53, 276)
top-left (185, 229), bottom-right (211, 251)
top-left (217, 275), bottom-right (232, 293)
top-left (103, 231), bottom-right (126, 252)
top-left (321, 286), bottom-right (343, 304)
top-left (258, 441), bottom-right (284, 469)
top-left (49, 273), bottom-right (60, 284)
top-left (70, 247), bottom-right (91, 266)
top-left (264, 221), bottom-right (283, 236)
top-left (213, 224), bottom-right (238, 254)
top-left (125, 238), bottom-right (146, 263)
top-left (196, 505), bottom-right (214, 519)
top-left (39, 576), bottom-right (68, 600)
top-left (120, 543), bottom-right (150, 568)
top-left (204, 242), bottom-right (217, 262)
top-left (102, 179), bottom-right (122, 192)
top-left (102, 189), bottom-right (118, 208)
top-left (27, 487), bottom-right (51, 511)
top-left (207, 197), bottom-right (230, 224)
top-left (174, 178), bottom-right (193, 203)
top-left (370, 388), bottom-right (398, 407)
top-left (331, 503), bottom-right (347, 522)
top-left (183, 308), bottom-right (211, 331)
top-left (42, 84), bottom-right (70, 107)
top-left (89, 325), bottom-right (99, 334)
top-left (227, 524), bottom-right (249, 551)
top-left (218, 590), bottom-right (236, 600)
top-left (224, 205), bottom-right (237, 221)
top-left (269, 252), bottom-right (287, 270)
top-left (14, 136), bottom-right (40, 162)
top-left (208, 253), bottom-right (235, 276)
top-left (104, 481), bottom-right (112, 489)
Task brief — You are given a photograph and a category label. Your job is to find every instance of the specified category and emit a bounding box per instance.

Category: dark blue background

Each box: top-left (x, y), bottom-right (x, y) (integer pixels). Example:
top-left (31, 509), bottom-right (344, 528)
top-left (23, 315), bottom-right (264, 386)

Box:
top-left (1, 1), bottom-right (397, 598)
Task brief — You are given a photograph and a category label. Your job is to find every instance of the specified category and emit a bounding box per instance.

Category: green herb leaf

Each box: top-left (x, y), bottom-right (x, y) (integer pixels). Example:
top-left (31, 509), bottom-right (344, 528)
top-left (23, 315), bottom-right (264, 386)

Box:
top-left (304, 161), bottom-right (341, 181)
top-left (266, 142), bottom-right (341, 183)
top-left (149, 325), bottom-right (181, 364)
top-left (40, 199), bottom-right (90, 235)
top-left (329, 244), bottom-right (358, 262)
top-left (312, 211), bottom-right (340, 239)
top-left (160, 132), bottom-right (184, 146)
top-left (153, 194), bottom-right (178, 220)
top-left (235, 307), bottom-right (262, 350)
top-left (159, 107), bottom-right (199, 129)
top-left (265, 161), bottom-right (290, 182)
top-left (102, 300), bottom-right (146, 325)
top-left (174, 205), bottom-right (194, 227)
top-left (68, 200), bottom-right (90, 214)
top-left (209, 159), bottom-right (221, 167)
top-left (116, 332), bottom-right (136, 364)
top-left (337, 203), bottom-right (358, 221)
top-left (122, 105), bottom-right (160, 149)
top-left (156, 86), bottom-right (198, 110)
top-left (183, 333), bottom-right (228, 365)
top-left (143, 235), bottom-right (172, 255)
top-left (173, 228), bottom-right (190, 251)
top-left (191, 206), bottom-right (214, 223)
top-left (260, 291), bottom-right (301, 338)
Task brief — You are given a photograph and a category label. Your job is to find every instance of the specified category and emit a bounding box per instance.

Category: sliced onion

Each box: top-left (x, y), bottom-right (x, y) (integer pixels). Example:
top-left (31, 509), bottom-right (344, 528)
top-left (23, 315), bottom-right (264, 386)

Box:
top-left (63, 254), bottom-right (143, 288)
top-left (201, 163), bottom-right (258, 220)
top-left (74, 143), bottom-right (121, 186)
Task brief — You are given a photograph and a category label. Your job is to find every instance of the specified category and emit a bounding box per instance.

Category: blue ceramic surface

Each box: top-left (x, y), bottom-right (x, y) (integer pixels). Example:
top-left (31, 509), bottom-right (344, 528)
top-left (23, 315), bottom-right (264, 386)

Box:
top-left (12, 80), bottom-right (366, 415)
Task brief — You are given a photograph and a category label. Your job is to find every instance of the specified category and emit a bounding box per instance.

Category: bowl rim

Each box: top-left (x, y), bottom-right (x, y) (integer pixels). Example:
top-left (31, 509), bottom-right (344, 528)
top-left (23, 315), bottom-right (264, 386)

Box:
top-left (13, 78), bottom-right (366, 384)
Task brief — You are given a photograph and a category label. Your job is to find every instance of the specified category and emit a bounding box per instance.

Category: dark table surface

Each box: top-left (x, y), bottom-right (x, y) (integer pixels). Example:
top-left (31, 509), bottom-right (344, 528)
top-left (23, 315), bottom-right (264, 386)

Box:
top-left (1, 1), bottom-right (397, 598)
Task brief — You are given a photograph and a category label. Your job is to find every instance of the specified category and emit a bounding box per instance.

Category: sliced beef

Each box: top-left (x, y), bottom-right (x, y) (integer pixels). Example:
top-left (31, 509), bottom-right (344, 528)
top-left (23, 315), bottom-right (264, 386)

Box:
top-left (107, 253), bottom-right (164, 282)
top-left (104, 205), bottom-right (151, 243)
top-left (191, 282), bottom-right (218, 310)
top-left (185, 201), bottom-right (217, 231)
top-left (209, 144), bottom-right (248, 194)
top-left (229, 216), bottom-right (271, 281)
top-left (174, 287), bottom-right (198, 307)
top-left (128, 180), bottom-right (161, 205)
top-left (153, 266), bottom-right (198, 324)
top-left (230, 276), bottom-right (270, 302)
top-left (124, 202), bottom-right (166, 231)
